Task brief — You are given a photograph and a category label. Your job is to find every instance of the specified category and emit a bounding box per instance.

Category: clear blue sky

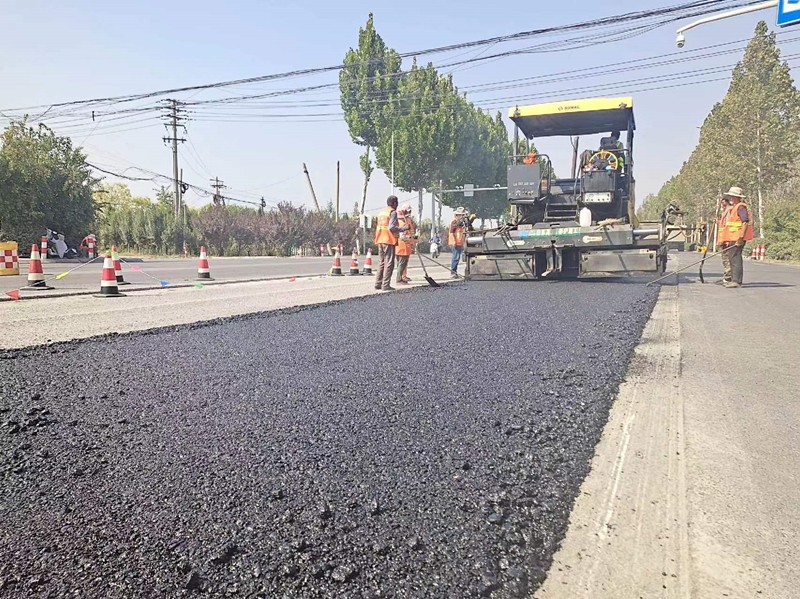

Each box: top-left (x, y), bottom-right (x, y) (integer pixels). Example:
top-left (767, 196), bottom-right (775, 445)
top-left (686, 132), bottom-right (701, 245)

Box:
top-left (1, 0), bottom-right (796, 220)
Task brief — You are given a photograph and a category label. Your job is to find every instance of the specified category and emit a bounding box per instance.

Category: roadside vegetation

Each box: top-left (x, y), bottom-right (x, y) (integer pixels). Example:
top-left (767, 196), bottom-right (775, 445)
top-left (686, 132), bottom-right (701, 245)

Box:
top-left (638, 21), bottom-right (800, 260)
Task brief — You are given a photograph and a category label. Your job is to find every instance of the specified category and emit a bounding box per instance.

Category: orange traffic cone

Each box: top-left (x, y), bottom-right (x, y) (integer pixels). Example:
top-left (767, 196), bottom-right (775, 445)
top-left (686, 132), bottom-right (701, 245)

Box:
top-left (94, 253), bottom-right (125, 298)
top-left (26, 244), bottom-right (53, 290)
top-left (330, 250), bottom-right (343, 276)
top-left (196, 246), bottom-right (214, 280)
top-left (111, 245), bottom-right (130, 285)
top-left (348, 249), bottom-right (360, 276)
top-left (362, 248), bottom-right (373, 275)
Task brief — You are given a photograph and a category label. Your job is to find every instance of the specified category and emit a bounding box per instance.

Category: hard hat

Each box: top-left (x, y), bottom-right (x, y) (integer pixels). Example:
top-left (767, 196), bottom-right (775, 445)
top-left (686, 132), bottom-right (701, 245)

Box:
top-left (454, 206), bottom-right (467, 215)
top-left (402, 203), bottom-right (413, 213)
top-left (723, 186), bottom-right (745, 199)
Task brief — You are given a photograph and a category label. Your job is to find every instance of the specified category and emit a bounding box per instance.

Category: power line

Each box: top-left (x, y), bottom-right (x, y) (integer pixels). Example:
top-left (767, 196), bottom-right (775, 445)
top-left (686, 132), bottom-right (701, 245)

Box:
top-left (0, 0), bottom-right (764, 116)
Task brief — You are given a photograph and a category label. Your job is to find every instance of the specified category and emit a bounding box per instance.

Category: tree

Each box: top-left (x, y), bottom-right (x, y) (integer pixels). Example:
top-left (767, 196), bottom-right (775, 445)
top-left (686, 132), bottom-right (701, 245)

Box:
top-left (0, 120), bottom-right (97, 243)
top-left (643, 21), bottom-right (800, 240)
top-left (339, 13), bottom-right (402, 214)
top-left (376, 60), bottom-right (457, 215)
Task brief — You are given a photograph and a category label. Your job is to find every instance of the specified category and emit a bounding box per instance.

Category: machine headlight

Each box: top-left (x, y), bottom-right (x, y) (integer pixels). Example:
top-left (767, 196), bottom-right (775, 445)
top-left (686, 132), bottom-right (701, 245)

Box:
top-left (584, 192), bottom-right (613, 203)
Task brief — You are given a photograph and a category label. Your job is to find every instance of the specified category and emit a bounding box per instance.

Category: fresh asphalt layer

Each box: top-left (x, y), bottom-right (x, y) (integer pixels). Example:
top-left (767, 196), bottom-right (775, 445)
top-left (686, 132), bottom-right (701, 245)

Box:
top-left (0, 279), bottom-right (657, 598)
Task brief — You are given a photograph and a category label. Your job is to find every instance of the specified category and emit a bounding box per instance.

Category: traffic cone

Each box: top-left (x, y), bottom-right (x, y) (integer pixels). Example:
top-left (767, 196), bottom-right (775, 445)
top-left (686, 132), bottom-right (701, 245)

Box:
top-left (362, 248), bottom-right (373, 275)
top-left (94, 253), bottom-right (125, 298)
top-left (111, 245), bottom-right (130, 285)
top-left (330, 250), bottom-right (343, 276)
top-left (348, 249), bottom-right (360, 276)
top-left (196, 246), bottom-right (214, 280)
top-left (26, 244), bottom-right (53, 290)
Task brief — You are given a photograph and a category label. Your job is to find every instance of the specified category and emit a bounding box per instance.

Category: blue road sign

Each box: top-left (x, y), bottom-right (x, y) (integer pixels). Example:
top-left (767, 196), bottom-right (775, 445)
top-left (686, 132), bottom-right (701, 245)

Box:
top-left (778, 0), bottom-right (800, 27)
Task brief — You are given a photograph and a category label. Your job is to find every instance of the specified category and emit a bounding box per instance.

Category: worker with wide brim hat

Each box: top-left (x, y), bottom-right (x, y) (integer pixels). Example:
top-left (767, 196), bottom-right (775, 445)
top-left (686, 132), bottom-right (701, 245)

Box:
top-left (719, 185), bottom-right (752, 288)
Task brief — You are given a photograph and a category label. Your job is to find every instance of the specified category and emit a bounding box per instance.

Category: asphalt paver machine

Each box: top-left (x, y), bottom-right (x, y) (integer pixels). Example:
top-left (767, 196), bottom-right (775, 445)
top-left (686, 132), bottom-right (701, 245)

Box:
top-left (465, 97), bottom-right (668, 280)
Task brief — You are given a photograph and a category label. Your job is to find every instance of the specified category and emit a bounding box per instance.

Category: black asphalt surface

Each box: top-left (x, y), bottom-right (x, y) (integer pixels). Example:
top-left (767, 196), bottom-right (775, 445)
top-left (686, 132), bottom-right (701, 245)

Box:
top-left (0, 281), bottom-right (657, 598)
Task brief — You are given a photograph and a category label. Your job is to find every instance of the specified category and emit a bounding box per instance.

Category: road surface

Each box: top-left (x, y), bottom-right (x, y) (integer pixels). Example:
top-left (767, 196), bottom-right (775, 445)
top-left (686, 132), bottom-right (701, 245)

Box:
top-left (0, 277), bottom-right (657, 597)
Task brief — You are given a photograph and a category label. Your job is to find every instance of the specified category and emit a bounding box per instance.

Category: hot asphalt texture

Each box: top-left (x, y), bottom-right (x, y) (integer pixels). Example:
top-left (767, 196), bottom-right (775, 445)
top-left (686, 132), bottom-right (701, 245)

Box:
top-left (0, 281), bottom-right (657, 598)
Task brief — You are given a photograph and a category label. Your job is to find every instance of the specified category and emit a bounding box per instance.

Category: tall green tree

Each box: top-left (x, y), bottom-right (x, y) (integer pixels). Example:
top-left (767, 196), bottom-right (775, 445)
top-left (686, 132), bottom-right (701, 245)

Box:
top-left (339, 13), bottom-right (402, 214)
top-left (640, 21), bottom-right (800, 239)
top-left (376, 60), bottom-right (458, 215)
top-left (0, 121), bottom-right (97, 243)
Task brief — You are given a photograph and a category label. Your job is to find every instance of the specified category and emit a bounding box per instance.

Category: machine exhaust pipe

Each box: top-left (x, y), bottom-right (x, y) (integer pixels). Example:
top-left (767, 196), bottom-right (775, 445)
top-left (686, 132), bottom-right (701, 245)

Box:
top-left (632, 228), bottom-right (660, 237)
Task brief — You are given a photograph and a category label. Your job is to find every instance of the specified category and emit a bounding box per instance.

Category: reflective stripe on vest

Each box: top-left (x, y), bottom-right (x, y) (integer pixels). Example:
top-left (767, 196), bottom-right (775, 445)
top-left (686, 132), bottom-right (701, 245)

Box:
top-left (374, 207), bottom-right (398, 245)
top-left (724, 201), bottom-right (754, 241)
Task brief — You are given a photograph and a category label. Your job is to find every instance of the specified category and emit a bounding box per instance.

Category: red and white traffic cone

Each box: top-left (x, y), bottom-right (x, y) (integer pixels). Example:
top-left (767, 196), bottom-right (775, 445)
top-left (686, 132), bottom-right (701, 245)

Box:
top-left (40, 235), bottom-right (48, 260)
top-left (196, 246), bottom-right (214, 280)
top-left (87, 238), bottom-right (96, 260)
top-left (348, 249), bottom-right (360, 276)
top-left (94, 253), bottom-right (125, 297)
top-left (26, 244), bottom-right (53, 290)
top-left (111, 245), bottom-right (130, 285)
top-left (330, 250), bottom-right (343, 276)
top-left (362, 248), bottom-right (373, 275)
top-left (319, 244), bottom-right (325, 257)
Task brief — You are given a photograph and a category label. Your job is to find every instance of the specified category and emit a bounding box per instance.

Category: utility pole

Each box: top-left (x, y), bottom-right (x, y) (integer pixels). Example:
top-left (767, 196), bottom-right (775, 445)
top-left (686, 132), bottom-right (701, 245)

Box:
top-left (210, 177), bottom-right (226, 206)
top-left (302, 163), bottom-right (322, 213)
top-left (161, 99), bottom-right (186, 218)
top-left (335, 161), bottom-right (340, 223)
top-left (391, 131), bottom-right (395, 195)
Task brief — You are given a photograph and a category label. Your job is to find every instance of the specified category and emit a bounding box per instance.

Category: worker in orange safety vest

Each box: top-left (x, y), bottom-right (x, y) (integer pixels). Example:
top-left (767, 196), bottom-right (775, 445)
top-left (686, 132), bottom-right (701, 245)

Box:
top-left (720, 186), bottom-right (753, 288)
top-left (715, 196), bottom-right (733, 285)
top-left (374, 195), bottom-right (408, 291)
top-left (396, 204), bottom-right (417, 285)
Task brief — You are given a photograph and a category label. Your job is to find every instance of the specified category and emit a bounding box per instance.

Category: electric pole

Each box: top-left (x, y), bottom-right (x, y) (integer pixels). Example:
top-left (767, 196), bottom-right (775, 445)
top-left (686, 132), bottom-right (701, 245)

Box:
top-left (210, 177), bottom-right (226, 206)
top-left (161, 99), bottom-right (186, 218)
top-left (335, 161), bottom-right (340, 222)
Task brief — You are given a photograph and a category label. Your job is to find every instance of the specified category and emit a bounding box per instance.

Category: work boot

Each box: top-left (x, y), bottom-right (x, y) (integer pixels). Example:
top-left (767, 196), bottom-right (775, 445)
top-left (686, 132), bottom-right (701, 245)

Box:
top-left (723, 281), bottom-right (741, 288)
top-left (397, 280), bottom-right (409, 285)
top-left (381, 286), bottom-right (395, 291)
top-left (715, 278), bottom-right (732, 285)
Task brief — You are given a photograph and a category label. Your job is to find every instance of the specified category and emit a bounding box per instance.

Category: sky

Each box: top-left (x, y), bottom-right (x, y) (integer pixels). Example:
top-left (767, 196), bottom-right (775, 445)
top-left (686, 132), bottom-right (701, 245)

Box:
top-left (1, 0), bottom-right (797, 223)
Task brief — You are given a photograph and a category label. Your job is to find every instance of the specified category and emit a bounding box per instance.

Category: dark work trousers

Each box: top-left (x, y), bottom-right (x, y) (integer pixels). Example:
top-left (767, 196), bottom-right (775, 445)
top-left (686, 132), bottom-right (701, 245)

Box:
top-left (721, 243), bottom-right (732, 281)
top-left (375, 244), bottom-right (396, 290)
top-left (396, 255), bottom-right (409, 283)
top-left (729, 244), bottom-right (744, 285)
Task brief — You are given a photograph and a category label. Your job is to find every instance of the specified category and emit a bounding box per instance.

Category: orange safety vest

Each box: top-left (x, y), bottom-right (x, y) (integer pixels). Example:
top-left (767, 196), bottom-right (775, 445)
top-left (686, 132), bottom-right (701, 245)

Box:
top-left (374, 207), bottom-right (398, 246)
top-left (397, 217), bottom-right (415, 257)
top-left (716, 205), bottom-right (730, 244)
top-left (724, 201), bottom-right (754, 242)
top-left (448, 218), bottom-right (465, 247)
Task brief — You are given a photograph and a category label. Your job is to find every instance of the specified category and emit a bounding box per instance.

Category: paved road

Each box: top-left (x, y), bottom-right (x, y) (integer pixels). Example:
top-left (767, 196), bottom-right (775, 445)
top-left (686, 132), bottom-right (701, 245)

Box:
top-left (537, 255), bottom-right (800, 599)
top-left (1, 253), bottom-right (458, 298)
top-left (0, 279), bottom-right (657, 598)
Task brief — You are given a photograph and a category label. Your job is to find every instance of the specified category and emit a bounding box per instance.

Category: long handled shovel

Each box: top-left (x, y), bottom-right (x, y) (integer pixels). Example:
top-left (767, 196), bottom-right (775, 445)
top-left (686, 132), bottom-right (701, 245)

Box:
top-left (419, 253), bottom-right (467, 280)
top-left (646, 244), bottom-right (737, 287)
top-left (416, 251), bottom-right (441, 287)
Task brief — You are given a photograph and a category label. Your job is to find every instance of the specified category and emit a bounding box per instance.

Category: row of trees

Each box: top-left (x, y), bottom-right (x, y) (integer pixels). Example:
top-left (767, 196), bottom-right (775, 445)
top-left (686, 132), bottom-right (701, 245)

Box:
top-left (339, 14), bottom-right (510, 221)
top-left (638, 22), bottom-right (800, 260)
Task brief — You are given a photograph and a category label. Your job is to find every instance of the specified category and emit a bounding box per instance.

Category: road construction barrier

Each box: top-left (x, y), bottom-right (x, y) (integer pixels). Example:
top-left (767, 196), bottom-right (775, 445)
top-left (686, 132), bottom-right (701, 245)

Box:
top-left (196, 246), bottom-right (214, 280)
top-left (111, 245), bottom-right (130, 285)
top-left (95, 253), bottom-right (125, 298)
top-left (0, 242), bottom-right (19, 276)
top-left (87, 238), bottom-right (96, 260)
top-left (41, 236), bottom-right (48, 259)
top-left (1, 242), bottom-right (19, 274)
top-left (26, 244), bottom-right (53, 290)
top-left (330, 250), bottom-right (343, 276)
top-left (750, 243), bottom-right (767, 260)
top-left (363, 248), bottom-right (373, 275)
top-left (348, 249), bottom-right (360, 276)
